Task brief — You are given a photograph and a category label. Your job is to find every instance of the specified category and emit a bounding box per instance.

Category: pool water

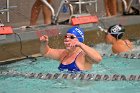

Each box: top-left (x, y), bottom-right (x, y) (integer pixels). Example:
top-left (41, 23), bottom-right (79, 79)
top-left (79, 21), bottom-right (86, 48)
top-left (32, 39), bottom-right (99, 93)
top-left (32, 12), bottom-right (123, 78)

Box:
top-left (0, 43), bottom-right (140, 93)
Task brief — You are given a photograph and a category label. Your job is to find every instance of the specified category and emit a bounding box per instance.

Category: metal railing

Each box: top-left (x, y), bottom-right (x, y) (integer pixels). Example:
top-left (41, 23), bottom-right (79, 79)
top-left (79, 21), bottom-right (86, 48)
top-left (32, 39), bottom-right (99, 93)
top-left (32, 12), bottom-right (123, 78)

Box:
top-left (0, 0), bottom-right (17, 22)
top-left (41, 0), bottom-right (98, 24)
top-left (121, 0), bottom-right (140, 13)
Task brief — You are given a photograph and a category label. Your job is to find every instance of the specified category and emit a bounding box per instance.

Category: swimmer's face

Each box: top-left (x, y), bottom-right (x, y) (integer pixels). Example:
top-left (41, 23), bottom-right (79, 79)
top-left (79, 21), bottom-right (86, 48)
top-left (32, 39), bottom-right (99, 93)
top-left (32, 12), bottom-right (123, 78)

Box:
top-left (64, 33), bottom-right (79, 49)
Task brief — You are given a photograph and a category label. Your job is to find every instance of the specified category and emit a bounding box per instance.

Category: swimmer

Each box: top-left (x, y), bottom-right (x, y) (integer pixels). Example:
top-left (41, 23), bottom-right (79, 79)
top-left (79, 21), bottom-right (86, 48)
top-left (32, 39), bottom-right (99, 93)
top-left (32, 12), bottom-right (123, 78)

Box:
top-left (40, 26), bottom-right (102, 72)
top-left (105, 24), bottom-right (133, 54)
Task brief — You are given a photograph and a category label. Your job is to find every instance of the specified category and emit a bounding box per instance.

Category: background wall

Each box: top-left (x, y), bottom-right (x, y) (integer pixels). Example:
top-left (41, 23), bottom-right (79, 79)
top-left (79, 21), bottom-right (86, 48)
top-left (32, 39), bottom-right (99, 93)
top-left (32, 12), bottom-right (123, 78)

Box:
top-left (0, 0), bottom-right (106, 27)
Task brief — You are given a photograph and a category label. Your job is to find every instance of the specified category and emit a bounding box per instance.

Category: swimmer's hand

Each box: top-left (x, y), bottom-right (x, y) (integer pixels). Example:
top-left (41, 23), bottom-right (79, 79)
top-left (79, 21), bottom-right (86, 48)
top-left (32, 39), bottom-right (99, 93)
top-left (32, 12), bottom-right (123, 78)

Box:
top-left (40, 35), bottom-right (50, 55)
top-left (64, 39), bottom-right (81, 48)
top-left (40, 35), bottom-right (48, 44)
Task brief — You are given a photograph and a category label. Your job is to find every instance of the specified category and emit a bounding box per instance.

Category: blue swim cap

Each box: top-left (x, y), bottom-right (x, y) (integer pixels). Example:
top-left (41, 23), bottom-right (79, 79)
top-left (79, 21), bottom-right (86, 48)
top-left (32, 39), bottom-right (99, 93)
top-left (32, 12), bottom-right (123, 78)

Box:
top-left (67, 26), bottom-right (84, 42)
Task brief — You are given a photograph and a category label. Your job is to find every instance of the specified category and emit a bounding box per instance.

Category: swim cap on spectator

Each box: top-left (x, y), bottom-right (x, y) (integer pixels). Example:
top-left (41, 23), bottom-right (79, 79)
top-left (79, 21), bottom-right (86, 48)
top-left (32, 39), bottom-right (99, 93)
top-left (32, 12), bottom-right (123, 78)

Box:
top-left (108, 24), bottom-right (125, 39)
top-left (67, 26), bottom-right (84, 42)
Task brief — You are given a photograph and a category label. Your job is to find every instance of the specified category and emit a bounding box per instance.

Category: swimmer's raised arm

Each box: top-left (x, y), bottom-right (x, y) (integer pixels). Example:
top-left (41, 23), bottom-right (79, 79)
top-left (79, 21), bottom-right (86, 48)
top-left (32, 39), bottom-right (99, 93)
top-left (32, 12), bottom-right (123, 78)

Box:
top-left (40, 35), bottom-right (65, 60)
top-left (40, 35), bottom-right (50, 55)
top-left (78, 43), bottom-right (102, 63)
top-left (64, 37), bottom-right (102, 63)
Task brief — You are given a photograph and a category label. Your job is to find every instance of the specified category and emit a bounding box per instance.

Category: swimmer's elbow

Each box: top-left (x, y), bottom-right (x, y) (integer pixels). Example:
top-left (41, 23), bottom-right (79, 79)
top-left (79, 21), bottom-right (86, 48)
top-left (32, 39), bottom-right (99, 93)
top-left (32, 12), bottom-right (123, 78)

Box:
top-left (40, 50), bottom-right (46, 56)
top-left (41, 52), bottom-right (46, 57)
top-left (91, 56), bottom-right (102, 64)
top-left (96, 56), bottom-right (102, 63)
top-left (99, 57), bottom-right (102, 62)
top-left (40, 47), bottom-right (51, 57)
top-left (40, 51), bottom-right (47, 57)
top-left (86, 55), bottom-right (102, 64)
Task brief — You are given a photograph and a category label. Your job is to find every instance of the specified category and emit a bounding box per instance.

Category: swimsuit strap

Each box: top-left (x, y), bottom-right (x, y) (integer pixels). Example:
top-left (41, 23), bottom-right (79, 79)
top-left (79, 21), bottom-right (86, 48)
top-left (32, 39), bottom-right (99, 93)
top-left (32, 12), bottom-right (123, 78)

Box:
top-left (74, 51), bottom-right (82, 61)
top-left (61, 51), bottom-right (82, 63)
top-left (124, 40), bottom-right (131, 49)
top-left (61, 55), bottom-right (67, 63)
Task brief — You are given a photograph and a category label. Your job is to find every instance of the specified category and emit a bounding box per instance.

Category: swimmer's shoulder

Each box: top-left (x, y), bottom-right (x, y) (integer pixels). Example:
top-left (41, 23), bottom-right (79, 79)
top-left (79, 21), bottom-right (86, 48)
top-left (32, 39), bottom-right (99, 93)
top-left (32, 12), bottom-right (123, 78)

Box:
top-left (116, 39), bottom-right (131, 45)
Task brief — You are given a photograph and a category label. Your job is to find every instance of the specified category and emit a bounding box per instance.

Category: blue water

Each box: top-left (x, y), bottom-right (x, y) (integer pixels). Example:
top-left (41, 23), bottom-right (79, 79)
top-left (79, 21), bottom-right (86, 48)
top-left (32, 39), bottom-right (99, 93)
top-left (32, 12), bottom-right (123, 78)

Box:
top-left (0, 43), bottom-right (140, 93)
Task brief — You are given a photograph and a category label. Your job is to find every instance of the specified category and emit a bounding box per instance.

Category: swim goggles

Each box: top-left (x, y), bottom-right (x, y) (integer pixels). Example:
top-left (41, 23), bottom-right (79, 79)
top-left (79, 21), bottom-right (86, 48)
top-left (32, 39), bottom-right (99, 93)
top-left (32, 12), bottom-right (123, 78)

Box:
top-left (64, 35), bottom-right (77, 39)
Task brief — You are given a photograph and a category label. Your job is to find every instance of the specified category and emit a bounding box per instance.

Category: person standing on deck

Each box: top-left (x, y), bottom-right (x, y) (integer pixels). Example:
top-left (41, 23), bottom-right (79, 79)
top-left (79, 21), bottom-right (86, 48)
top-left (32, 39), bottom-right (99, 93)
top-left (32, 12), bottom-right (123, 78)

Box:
top-left (104, 0), bottom-right (118, 16)
top-left (30, 0), bottom-right (52, 25)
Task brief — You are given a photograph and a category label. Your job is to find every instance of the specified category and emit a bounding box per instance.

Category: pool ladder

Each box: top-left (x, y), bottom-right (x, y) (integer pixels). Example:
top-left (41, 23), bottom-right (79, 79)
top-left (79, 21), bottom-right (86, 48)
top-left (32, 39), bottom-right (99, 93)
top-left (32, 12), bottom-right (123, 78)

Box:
top-left (121, 0), bottom-right (140, 13)
top-left (0, 0), bottom-right (17, 22)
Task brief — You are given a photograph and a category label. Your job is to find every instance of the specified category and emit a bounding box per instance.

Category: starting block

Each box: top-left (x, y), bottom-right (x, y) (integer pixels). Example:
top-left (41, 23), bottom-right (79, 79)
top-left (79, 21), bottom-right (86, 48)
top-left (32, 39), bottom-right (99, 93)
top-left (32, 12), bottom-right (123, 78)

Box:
top-left (0, 26), bottom-right (14, 35)
top-left (71, 15), bottom-right (98, 26)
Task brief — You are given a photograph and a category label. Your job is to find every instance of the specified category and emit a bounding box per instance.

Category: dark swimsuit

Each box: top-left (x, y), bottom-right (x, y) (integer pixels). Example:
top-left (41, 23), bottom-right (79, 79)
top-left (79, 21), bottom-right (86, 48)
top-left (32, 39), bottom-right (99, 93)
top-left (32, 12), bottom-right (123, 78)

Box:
top-left (58, 52), bottom-right (82, 72)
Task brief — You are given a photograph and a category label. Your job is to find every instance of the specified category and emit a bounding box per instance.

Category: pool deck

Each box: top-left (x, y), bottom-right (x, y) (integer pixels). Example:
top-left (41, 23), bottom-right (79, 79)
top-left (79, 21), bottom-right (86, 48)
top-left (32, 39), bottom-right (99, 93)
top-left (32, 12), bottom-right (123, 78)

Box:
top-left (0, 15), bottom-right (140, 62)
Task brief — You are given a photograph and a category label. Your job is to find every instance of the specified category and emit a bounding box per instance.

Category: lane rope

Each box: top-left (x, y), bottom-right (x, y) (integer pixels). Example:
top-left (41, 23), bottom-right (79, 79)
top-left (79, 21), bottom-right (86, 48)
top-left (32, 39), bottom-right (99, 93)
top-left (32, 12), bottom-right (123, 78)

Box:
top-left (101, 53), bottom-right (140, 59)
top-left (0, 70), bottom-right (140, 81)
